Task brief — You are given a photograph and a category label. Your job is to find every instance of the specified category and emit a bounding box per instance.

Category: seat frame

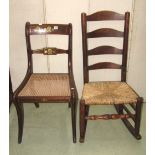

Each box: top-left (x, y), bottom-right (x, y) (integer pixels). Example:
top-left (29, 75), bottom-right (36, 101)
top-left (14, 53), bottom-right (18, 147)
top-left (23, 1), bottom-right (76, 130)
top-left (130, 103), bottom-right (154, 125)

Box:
top-left (13, 22), bottom-right (78, 143)
top-left (80, 11), bottom-right (143, 143)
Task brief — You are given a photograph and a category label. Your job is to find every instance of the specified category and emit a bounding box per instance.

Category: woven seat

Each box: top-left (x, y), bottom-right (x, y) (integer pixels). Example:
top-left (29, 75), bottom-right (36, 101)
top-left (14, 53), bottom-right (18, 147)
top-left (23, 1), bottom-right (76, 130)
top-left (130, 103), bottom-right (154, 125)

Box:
top-left (79, 11), bottom-right (143, 143)
top-left (19, 73), bottom-right (70, 98)
top-left (82, 81), bottom-right (138, 105)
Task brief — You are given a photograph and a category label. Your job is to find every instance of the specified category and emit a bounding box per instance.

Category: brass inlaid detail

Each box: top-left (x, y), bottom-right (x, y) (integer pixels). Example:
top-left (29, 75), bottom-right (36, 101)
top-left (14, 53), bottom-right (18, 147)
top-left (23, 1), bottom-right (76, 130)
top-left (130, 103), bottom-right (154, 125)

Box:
top-left (46, 26), bottom-right (53, 32)
top-left (34, 26), bottom-right (40, 32)
top-left (34, 25), bottom-right (54, 33)
top-left (43, 48), bottom-right (56, 55)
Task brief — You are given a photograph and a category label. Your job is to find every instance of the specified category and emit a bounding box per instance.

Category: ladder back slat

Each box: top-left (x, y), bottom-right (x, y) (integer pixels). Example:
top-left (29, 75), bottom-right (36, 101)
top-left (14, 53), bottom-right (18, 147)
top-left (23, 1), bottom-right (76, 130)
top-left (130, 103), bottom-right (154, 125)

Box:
top-left (88, 62), bottom-right (122, 70)
top-left (87, 11), bottom-right (124, 21)
top-left (87, 28), bottom-right (124, 38)
top-left (88, 46), bottom-right (123, 55)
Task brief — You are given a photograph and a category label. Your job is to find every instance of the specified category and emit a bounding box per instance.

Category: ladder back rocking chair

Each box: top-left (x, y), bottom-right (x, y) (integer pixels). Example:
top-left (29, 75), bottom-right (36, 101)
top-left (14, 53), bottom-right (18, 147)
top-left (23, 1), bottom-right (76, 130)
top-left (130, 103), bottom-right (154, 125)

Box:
top-left (80, 11), bottom-right (143, 142)
top-left (13, 22), bottom-right (78, 143)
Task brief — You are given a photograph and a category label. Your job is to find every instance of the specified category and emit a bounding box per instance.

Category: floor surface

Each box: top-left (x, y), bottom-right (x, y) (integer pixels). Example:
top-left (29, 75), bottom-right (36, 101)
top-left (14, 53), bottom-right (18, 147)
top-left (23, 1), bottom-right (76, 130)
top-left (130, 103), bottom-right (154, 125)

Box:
top-left (9, 103), bottom-right (145, 155)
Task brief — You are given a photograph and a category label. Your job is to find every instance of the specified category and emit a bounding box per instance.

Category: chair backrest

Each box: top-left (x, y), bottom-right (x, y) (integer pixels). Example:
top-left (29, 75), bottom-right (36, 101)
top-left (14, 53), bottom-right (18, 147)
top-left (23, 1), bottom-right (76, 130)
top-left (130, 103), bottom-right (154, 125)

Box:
top-left (25, 22), bottom-right (72, 73)
top-left (81, 11), bottom-right (130, 83)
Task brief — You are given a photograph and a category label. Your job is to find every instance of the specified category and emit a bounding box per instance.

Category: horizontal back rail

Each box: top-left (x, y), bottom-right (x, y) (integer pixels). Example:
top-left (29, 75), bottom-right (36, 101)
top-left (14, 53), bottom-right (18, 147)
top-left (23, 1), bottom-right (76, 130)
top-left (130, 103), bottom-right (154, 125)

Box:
top-left (28, 24), bottom-right (70, 35)
top-left (81, 12), bottom-right (130, 83)
top-left (87, 28), bottom-right (124, 38)
top-left (88, 62), bottom-right (122, 70)
top-left (86, 11), bottom-right (124, 21)
top-left (88, 46), bottom-right (123, 55)
top-left (32, 47), bottom-right (68, 55)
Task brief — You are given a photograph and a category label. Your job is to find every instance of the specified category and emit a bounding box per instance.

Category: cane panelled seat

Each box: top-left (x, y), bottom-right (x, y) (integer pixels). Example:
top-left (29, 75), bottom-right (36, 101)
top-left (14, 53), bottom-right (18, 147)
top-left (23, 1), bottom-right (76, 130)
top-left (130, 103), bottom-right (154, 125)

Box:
top-left (80, 11), bottom-right (143, 142)
top-left (13, 22), bottom-right (78, 143)
top-left (18, 74), bottom-right (70, 99)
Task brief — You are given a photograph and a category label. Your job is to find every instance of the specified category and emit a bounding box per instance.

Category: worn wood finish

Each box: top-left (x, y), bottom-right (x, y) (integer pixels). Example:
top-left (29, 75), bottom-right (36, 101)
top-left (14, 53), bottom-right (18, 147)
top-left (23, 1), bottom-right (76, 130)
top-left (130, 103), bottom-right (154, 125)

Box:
top-left (79, 100), bottom-right (86, 143)
top-left (18, 98), bottom-right (70, 103)
top-left (87, 11), bottom-right (124, 21)
top-left (84, 105), bottom-right (89, 132)
top-left (71, 94), bottom-right (77, 143)
top-left (88, 62), bottom-right (122, 70)
top-left (68, 23), bottom-right (78, 135)
top-left (134, 97), bottom-right (143, 138)
top-left (88, 46), bottom-right (123, 55)
top-left (87, 28), bottom-right (124, 38)
top-left (81, 13), bottom-right (89, 83)
top-left (29, 24), bottom-right (70, 35)
top-left (14, 102), bottom-right (24, 144)
top-left (121, 12), bottom-right (130, 82)
top-left (13, 22), bottom-right (78, 143)
top-left (85, 114), bottom-right (130, 120)
top-left (80, 11), bottom-right (143, 143)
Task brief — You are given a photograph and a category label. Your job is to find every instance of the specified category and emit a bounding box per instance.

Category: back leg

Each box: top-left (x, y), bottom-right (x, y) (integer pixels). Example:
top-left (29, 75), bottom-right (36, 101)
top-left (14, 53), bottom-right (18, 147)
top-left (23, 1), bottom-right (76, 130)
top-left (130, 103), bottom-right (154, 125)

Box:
top-left (14, 102), bottom-right (24, 144)
top-left (68, 100), bottom-right (71, 108)
top-left (118, 98), bottom-right (143, 140)
top-left (85, 105), bottom-right (89, 131)
top-left (134, 98), bottom-right (143, 139)
top-left (79, 100), bottom-right (87, 143)
top-left (34, 102), bottom-right (39, 108)
top-left (71, 98), bottom-right (77, 143)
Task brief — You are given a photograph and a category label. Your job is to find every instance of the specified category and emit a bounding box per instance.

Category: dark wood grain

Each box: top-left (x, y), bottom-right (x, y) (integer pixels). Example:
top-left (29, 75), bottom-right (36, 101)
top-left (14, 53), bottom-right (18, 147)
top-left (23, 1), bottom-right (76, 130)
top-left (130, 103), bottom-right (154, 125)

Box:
top-left (87, 28), bottom-right (124, 38)
top-left (80, 11), bottom-right (143, 143)
top-left (13, 22), bottom-right (78, 144)
top-left (18, 96), bottom-right (70, 103)
top-left (88, 46), bottom-right (123, 55)
top-left (29, 24), bottom-right (69, 35)
top-left (79, 100), bottom-right (87, 143)
top-left (87, 11), bottom-right (124, 21)
top-left (88, 62), bottom-right (122, 70)
top-left (81, 13), bottom-right (89, 83)
top-left (121, 12), bottom-right (130, 82)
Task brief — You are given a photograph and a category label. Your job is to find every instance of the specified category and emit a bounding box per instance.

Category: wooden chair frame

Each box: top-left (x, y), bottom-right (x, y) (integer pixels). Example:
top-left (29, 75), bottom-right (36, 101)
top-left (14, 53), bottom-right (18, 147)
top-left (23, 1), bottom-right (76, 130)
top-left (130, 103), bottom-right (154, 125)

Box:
top-left (9, 71), bottom-right (13, 109)
top-left (80, 11), bottom-right (143, 142)
top-left (13, 22), bottom-right (78, 143)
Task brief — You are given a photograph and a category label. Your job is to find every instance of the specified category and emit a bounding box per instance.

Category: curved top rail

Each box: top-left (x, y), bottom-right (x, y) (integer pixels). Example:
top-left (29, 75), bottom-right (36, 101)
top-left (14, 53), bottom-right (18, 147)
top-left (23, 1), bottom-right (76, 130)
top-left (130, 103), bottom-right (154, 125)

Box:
top-left (86, 11), bottom-right (125, 21)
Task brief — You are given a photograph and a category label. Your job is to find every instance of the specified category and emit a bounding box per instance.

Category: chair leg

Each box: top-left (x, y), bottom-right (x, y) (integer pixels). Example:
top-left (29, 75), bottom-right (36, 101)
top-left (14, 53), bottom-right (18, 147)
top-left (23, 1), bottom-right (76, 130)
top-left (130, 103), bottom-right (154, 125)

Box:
top-left (85, 105), bottom-right (89, 131)
top-left (118, 104), bottom-right (123, 114)
top-left (118, 98), bottom-right (143, 140)
top-left (134, 100), bottom-right (143, 139)
top-left (34, 102), bottom-right (39, 108)
top-left (14, 102), bottom-right (24, 144)
top-left (79, 100), bottom-right (87, 143)
top-left (68, 100), bottom-right (71, 108)
top-left (71, 98), bottom-right (77, 143)
top-left (114, 104), bottom-right (123, 114)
